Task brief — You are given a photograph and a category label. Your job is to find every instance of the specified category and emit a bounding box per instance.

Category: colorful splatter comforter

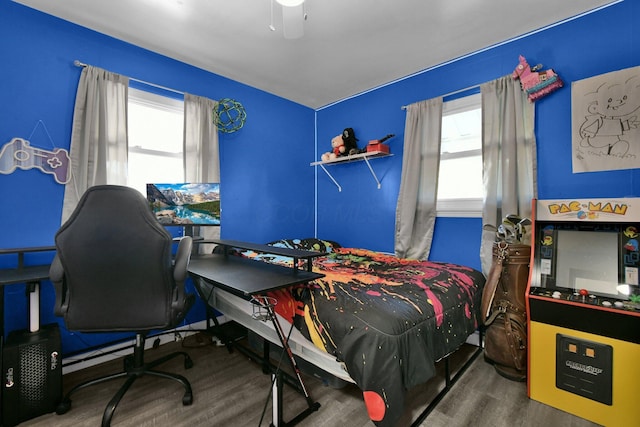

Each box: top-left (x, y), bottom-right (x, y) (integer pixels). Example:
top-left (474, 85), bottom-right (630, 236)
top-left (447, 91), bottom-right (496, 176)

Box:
top-left (238, 239), bottom-right (485, 427)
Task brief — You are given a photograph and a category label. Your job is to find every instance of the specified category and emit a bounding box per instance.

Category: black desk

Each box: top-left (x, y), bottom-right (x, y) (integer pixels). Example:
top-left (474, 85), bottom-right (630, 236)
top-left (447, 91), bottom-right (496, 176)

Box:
top-left (0, 246), bottom-right (55, 334)
top-left (187, 242), bottom-right (325, 427)
top-left (0, 264), bottom-right (51, 286)
top-left (0, 246), bottom-right (54, 284)
top-left (193, 239), bottom-right (324, 272)
top-left (188, 254), bottom-right (322, 297)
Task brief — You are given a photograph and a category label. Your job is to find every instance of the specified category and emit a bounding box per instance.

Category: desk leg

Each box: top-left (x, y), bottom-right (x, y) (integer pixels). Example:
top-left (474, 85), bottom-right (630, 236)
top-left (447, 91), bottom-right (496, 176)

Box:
top-left (27, 282), bottom-right (40, 333)
top-left (257, 296), bottom-right (320, 426)
top-left (271, 372), bottom-right (283, 427)
top-left (262, 296), bottom-right (310, 400)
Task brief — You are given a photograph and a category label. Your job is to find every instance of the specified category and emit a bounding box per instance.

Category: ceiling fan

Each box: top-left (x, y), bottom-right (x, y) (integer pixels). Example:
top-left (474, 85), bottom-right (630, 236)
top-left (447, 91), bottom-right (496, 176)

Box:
top-left (270, 0), bottom-right (307, 39)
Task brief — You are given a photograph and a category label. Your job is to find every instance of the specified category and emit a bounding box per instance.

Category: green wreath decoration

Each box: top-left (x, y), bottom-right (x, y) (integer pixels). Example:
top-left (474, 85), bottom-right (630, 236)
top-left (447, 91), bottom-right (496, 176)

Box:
top-left (213, 98), bottom-right (246, 133)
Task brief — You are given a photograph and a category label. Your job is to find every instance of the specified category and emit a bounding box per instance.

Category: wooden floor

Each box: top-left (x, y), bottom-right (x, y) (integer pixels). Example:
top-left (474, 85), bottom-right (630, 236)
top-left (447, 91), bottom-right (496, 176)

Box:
top-left (21, 334), bottom-right (601, 427)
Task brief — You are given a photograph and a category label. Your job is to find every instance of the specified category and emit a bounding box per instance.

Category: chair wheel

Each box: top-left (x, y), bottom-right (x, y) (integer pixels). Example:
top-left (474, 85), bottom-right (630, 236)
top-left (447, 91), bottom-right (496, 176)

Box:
top-left (56, 399), bottom-right (71, 415)
top-left (184, 355), bottom-right (194, 370)
top-left (182, 392), bottom-right (193, 406)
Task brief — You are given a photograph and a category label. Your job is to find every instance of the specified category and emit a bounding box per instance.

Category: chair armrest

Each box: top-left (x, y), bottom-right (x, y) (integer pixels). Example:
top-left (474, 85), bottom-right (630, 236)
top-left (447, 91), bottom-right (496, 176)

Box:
top-left (171, 236), bottom-right (194, 321)
top-left (49, 254), bottom-right (68, 316)
top-left (173, 236), bottom-right (193, 284)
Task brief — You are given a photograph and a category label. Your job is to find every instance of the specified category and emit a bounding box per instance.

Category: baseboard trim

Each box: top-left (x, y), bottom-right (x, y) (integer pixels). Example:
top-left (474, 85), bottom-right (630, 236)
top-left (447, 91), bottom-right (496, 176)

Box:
top-left (61, 316), bottom-right (227, 375)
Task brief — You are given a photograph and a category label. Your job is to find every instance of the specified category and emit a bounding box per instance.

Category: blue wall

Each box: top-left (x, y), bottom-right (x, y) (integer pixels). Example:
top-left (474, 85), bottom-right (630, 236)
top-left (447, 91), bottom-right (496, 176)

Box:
top-left (0, 0), bottom-right (315, 354)
top-left (315, 1), bottom-right (639, 267)
top-left (1, 0), bottom-right (639, 357)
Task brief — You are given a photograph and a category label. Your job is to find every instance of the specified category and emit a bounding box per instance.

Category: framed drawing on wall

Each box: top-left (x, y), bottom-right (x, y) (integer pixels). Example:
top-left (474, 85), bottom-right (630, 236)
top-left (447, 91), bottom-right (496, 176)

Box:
top-left (572, 65), bottom-right (640, 173)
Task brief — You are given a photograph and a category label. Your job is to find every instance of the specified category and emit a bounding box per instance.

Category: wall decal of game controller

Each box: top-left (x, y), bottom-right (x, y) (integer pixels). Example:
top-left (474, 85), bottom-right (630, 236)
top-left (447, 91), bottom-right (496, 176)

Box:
top-left (0, 138), bottom-right (71, 184)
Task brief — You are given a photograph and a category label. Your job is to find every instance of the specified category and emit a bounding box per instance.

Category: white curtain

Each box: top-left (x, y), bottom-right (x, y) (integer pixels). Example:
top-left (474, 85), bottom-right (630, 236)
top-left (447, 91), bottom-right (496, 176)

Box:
top-left (184, 93), bottom-right (220, 183)
top-left (61, 66), bottom-right (129, 224)
top-left (394, 97), bottom-right (443, 260)
top-left (480, 76), bottom-right (537, 275)
top-left (184, 93), bottom-right (220, 248)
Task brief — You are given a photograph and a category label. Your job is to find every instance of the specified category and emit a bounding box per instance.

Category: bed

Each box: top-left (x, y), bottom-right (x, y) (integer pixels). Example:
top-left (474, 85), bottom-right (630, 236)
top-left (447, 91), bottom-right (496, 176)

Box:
top-left (196, 238), bottom-right (485, 427)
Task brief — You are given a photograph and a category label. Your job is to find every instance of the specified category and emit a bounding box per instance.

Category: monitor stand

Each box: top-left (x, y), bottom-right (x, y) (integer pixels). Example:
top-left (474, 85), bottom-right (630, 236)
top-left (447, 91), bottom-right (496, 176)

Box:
top-left (183, 225), bottom-right (204, 240)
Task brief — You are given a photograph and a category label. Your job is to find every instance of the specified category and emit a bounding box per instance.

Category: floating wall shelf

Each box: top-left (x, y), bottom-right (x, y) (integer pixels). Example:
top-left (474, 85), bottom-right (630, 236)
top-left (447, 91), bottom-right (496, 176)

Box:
top-left (310, 150), bottom-right (392, 191)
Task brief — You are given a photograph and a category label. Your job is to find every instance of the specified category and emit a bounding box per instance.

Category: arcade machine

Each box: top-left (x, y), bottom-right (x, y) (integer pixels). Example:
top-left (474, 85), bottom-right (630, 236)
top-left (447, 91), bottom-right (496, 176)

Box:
top-left (527, 198), bottom-right (640, 426)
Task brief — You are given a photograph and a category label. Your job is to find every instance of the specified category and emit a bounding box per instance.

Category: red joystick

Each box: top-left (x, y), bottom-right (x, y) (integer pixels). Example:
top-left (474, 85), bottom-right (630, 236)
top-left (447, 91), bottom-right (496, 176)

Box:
top-left (579, 288), bottom-right (589, 302)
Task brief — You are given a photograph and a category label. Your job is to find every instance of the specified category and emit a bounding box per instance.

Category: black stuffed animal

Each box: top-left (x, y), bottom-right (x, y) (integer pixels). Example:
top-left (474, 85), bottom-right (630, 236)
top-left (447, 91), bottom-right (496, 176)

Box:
top-left (342, 128), bottom-right (359, 156)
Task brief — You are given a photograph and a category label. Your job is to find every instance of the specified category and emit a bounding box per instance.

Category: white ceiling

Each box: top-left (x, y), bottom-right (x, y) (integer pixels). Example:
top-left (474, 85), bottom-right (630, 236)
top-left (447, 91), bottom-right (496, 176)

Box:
top-left (15, 0), bottom-right (616, 109)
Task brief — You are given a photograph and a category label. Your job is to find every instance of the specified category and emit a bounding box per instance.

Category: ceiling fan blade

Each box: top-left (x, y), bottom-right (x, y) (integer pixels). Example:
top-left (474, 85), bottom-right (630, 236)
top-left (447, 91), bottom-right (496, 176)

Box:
top-left (282, 4), bottom-right (304, 39)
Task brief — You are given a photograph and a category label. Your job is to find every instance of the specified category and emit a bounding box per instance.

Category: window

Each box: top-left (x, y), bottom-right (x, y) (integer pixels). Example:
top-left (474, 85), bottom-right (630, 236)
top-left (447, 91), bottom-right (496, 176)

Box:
top-left (127, 88), bottom-right (184, 195)
top-left (127, 88), bottom-right (221, 240)
top-left (437, 93), bottom-right (483, 217)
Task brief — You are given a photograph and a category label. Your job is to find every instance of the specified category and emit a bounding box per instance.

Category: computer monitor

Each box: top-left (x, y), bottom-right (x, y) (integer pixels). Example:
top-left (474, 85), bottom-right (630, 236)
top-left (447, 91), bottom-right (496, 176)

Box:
top-left (146, 183), bottom-right (220, 227)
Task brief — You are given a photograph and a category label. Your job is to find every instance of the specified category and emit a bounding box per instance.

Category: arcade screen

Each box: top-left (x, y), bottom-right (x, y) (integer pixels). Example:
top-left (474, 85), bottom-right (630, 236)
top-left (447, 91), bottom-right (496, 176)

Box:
top-left (536, 222), bottom-right (639, 300)
top-left (554, 229), bottom-right (619, 295)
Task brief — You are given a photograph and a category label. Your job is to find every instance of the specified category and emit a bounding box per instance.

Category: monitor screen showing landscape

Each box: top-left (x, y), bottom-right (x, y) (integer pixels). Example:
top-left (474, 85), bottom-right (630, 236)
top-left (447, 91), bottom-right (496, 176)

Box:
top-left (147, 183), bottom-right (220, 226)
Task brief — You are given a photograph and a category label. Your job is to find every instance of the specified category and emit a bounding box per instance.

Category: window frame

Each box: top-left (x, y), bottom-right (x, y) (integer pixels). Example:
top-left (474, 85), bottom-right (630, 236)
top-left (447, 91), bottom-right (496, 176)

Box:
top-left (127, 87), bottom-right (185, 195)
